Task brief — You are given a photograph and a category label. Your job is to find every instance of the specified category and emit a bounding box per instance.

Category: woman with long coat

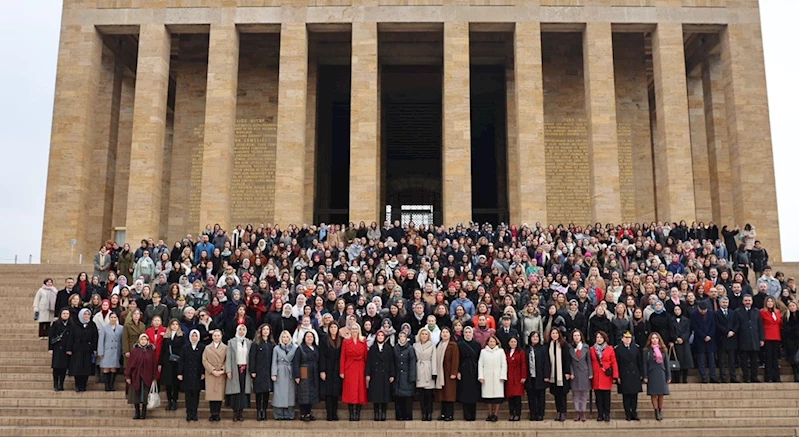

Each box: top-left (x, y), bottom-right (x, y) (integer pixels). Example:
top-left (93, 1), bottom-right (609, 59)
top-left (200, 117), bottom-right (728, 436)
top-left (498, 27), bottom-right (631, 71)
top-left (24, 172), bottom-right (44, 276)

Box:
top-left (647, 300), bottom-right (672, 347)
top-left (34, 278), bottom-right (58, 338)
top-left (122, 309), bottom-right (146, 359)
top-left (160, 319), bottom-right (185, 409)
top-left (548, 327), bottom-right (572, 422)
top-left (590, 330), bottom-right (619, 422)
top-left (478, 335), bottom-right (507, 422)
top-left (225, 324), bottom-right (252, 421)
top-left (178, 329), bottom-right (205, 422)
top-left (67, 308), bottom-right (98, 392)
top-left (271, 330), bottom-right (298, 420)
top-left (249, 324), bottom-right (274, 421)
top-left (125, 333), bottom-right (158, 419)
top-left (434, 327), bottom-right (460, 421)
top-left (49, 308), bottom-right (72, 391)
top-left (568, 329), bottom-right (592, 421)
top-left (414, 328), bottom-right (438, 421)
top-left (457, 326), bottom-right (481, 421)
top-left (525, 331), bottom-right (550, 421)
top-left (118, 245), bottom-right (135, 283)
top-left (783, 302), bottom-right (799, 382)
top-left (340, 323), bottom-right (368, 421)
top-left (97, 312), bottom-right (122, 391)
top-left (670, 305), bottom-right (693, 383)
top-left (319, 323), bottom-right (343, 421)
top-left (642, 332), bottom-right (671, 421)
top-left (393, 330), bottom-right (417, 421)
top-left (615, 331), bottom-right (643, 421)
top-left (294, 331), bottom-right (321, 421)
top-left (203, 329), bottom-right (228, 421)
top-left (505, 336), bottom-right (528, 421)
top-left (367, 329), bottom-right (395, 421)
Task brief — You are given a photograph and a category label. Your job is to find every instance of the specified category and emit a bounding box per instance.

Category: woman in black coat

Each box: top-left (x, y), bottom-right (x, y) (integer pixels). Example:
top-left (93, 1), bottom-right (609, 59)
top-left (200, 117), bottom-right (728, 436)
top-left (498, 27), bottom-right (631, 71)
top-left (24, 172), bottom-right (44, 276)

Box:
top-left (49, 308), bottom-right (72, 391)
top-left (367, 329), bottom-right (395, 421)
top-left (393, 330), bottom-right (417, 421)
top-left (670, 305), bottom-right (694, 383)
top-left (178, 329), bottom-right (205, 422)
top-left (294, 331), bottom-right (321, 421)
top-left (160, 319), bottom-right (186, 411)
top-left (615, 331), bottom-right (643, 421)
top-left (587, 307), bottom-right (612, 346)
top-left (319, 323), bottom-right (343, 421)
top-left (646, 301), bottom-right (673, 347)
top-left (783, 302), bottom-right (799, 382)
top-left (249, 324), bottom-right (274, 421)
top-left (547, 327), bottom-right (572, 422)
top-left (457, 326), bottom-right (481, 421)
top-left (67, 308), bottom-right (99, 392)
top-left (524, 331), bottom-right (550, 421)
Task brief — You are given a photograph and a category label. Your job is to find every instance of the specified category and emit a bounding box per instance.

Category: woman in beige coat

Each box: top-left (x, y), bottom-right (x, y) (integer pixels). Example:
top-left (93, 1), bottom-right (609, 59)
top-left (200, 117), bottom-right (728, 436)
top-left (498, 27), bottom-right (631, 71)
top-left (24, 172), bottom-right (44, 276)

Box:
top-left (34, 278), bottom-right (58, 338)
top-left (478, 335), bottom-right (507, 422)
top-left (203, 329), bottom-right (228, 421)
top-left (414, 329), bottom-right (437, 421)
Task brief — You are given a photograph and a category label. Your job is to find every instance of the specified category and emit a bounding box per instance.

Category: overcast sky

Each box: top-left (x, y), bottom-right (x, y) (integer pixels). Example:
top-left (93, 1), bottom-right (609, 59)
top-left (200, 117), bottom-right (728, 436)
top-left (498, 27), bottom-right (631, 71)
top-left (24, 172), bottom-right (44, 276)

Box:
top-left (0, 0), bottom-right (796, 264)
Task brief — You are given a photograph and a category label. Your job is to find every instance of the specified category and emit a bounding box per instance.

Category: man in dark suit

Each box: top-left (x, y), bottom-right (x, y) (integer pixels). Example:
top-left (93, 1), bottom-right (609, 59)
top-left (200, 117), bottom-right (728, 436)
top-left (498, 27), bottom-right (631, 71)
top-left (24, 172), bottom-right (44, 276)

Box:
top-left (715, 296), bottom-right (739, 383)
top-left (734, 295), bottom-right (765, 382)
top-left (496, 316), bottom-right (519, 351)
top-left (54, 277), bottom-right (75, 316)
top-left (691, 301), bottom-right (718, 383)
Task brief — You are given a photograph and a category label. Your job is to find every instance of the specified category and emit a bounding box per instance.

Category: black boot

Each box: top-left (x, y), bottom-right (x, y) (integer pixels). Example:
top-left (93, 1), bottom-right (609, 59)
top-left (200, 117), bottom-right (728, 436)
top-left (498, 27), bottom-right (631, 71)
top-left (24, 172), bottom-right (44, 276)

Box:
top-left (381, 404), bottom-right (387, 422)
top-left (348, 404), bottom-right (355, 421)
top-left (59, 374), bottom-right (65, 391)
top-left (374, 405), bottom-right (380, 421)
top-left (53, 374), bottom-right (59, 392)
top-left (141, 405), bottom-right (148, 420)
top-left (134, 404), bottom-right (141, 420)
top-left (355, 405), bottom-right (362, 421)
top-left (108, 373), bottom-right (115, 391)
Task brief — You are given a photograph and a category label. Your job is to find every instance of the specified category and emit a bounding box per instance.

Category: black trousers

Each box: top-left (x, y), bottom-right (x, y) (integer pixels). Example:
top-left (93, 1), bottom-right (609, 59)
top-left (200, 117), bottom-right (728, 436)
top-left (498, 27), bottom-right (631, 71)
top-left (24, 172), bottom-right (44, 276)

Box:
top-left (74, 375), bottom-right (88, 391)
top-left (508, 396), bottom-right (522, 417)
top-left (622, 394), bottom-right (638, 417)
top-left (209, 400), bottom-right (222, 416)
top-left (461, 402), bottom-right (477, 421)
top-left (696, 352), bottom-right (717, 382)
top-left (551, 386), bottom-right (568, 414)
top-left (255, 392), bottom-right (268, 412)
top-left (325, 396), bottom-right (339, 419)
top-left (52, 369), bottom-right (67, 388)
top-left (186, 390), bottom-right (200, 416)
top-left (164, 383), bottom-right (180, 402)
top-left (525, 385), bottom-right (546, 419)
top-left (395, 396), bottom-right (412, 420)
top-left (300, 404), bottom-right (312, 416)
top-left (739, 350), bottom-right (760, 382)
top-left (440, 401), bottom-right (454, 418)
top-left (39, 322), bottom-right (50, 338)
top-left (595, 390), bottom-right (611, 418)
top-left (418, 389), bottom-right (434, 416)
top-left (764, 340), bottom-right (781, 382)
top-left (718, 348), bottom-right (737, 381)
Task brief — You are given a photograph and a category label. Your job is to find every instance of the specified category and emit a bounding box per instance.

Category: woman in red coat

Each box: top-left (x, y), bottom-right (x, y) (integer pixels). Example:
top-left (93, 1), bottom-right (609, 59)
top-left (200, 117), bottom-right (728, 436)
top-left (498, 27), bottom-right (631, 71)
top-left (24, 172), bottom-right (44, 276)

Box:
top-left (505, 337), bottom-right (528, 421)
top-left (761, 296), bottom-right (783, 382)
top-left (340, 323), bottom-right (368, 421)
top-left (145, 315), bottom-right (166, 378)
top-left (590, 330), bottom-right (619, 422)
top-left (125, 333), bottom-right (158, 420)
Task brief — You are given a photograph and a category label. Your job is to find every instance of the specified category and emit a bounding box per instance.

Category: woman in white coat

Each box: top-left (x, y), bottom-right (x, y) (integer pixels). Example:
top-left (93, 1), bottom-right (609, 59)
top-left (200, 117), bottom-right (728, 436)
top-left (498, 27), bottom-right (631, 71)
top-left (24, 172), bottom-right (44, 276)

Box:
top-left (478, 334), bottom-right (507, 422)
top-left (414, 328), bottom-right (437, 421)
top-left (34, 278), bottom-right (58, 339)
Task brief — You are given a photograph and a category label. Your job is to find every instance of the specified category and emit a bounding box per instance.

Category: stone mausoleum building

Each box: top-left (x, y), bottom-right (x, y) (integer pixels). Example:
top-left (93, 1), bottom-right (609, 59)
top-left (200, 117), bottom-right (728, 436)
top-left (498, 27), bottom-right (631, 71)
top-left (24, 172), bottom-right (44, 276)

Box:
top-left (42, 0), bottom-right (780, 263)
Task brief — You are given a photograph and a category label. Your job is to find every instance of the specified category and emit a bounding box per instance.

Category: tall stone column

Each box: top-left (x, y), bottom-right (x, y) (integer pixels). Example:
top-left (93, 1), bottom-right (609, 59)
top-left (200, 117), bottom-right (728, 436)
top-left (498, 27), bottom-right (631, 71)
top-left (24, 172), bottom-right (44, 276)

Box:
top-left (702, 54), bottom-right (734, 226)
top-left (651, 23), bottom-right (696, 222)
top-left (442, 22), bottom-right (472, 227)
top-left (721, 23), bottom-right (782, 260)
top-left (125, 24), bottom-right (171, 244)
top-left (687, 74), bottom-right (713, 222)
top-left (273, 23), bottom-right (308, 226)
top-left (513, 22), bottom-right (546, 227)
top-left (41, 25), bottom-right (103, 263)
top-left (583, 22), bottom-right (622, 224)
top-left (349, 22), bottom-right (380, 224)
top-left (199, 24), bottom-right (239, 232)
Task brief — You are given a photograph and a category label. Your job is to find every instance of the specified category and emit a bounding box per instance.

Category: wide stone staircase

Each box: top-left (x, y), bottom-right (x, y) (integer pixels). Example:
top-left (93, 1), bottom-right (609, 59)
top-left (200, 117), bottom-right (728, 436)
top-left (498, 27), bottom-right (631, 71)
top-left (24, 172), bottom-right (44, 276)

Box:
top-left (1, 264), bottom-right (798, 437)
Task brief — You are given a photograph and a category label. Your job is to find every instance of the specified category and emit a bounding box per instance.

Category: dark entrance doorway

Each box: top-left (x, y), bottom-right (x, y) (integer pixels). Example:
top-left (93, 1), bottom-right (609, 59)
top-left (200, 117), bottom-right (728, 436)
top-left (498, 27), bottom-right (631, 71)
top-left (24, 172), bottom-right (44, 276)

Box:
top-left (382, 65), bottom-right (443, 225)
top-left (314, 65), bottom-right (351, 224)
top-left (470, 65), bottom-right (509, 225)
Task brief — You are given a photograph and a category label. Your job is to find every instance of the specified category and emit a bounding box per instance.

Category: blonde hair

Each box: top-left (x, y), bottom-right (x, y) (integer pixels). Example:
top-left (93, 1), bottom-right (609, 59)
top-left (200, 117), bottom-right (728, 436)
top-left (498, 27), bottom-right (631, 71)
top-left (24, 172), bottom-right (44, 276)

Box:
top-left (279, 330), bottom-right (292, 345)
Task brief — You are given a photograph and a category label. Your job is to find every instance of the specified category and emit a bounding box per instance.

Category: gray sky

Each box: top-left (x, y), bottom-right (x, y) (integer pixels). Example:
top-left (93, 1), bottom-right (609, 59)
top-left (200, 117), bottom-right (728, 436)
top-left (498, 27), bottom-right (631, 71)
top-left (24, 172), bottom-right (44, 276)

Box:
top-left (0, 0), bottom-right (796, 263)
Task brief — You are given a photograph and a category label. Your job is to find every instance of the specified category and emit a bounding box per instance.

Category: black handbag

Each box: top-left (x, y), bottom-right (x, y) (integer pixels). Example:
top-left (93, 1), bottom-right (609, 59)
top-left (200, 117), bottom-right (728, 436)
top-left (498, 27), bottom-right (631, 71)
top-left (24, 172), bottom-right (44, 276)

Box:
top-left (668, 346), bottom-right (680, 372)
top-left (168, 345), bottom-right (179, 363)
top-left (603, 367), bottom-right (613, 377)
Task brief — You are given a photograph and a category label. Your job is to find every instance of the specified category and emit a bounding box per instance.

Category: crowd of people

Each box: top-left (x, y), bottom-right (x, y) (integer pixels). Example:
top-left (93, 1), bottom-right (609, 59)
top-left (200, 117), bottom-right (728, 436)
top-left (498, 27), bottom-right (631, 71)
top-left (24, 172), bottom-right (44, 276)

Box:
top-left (33, 220), bottom-right (798, 423)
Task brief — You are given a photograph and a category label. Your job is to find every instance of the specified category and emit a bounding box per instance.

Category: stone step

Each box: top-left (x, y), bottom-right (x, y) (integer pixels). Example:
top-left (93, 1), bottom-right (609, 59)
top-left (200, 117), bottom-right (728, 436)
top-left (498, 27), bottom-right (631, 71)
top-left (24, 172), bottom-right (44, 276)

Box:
top-left (0, 404), bottom-right (793, 420)
top-left (0, 416), bottom-right (797, 430)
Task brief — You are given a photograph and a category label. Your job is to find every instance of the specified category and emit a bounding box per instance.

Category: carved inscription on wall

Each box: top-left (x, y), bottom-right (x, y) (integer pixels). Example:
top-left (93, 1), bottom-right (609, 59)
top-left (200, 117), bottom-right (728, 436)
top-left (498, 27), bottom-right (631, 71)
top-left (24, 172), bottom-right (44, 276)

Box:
top-left (617, 122), bottom-right (636, 221)
top-left (187, 125), bottom-right (205, 232)
top-left (545, 118), bottom-right (591, 225)
top-left (232, 118), bottom-right (277, 226)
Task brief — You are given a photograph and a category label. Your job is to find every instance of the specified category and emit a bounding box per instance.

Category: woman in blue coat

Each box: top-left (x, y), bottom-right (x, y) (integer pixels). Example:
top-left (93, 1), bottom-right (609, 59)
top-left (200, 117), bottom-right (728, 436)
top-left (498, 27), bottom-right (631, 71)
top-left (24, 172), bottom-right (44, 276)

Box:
top-left (642, 332), bottom-right (671, 421)
top-left (97, 312), bottom-right (123, 391)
